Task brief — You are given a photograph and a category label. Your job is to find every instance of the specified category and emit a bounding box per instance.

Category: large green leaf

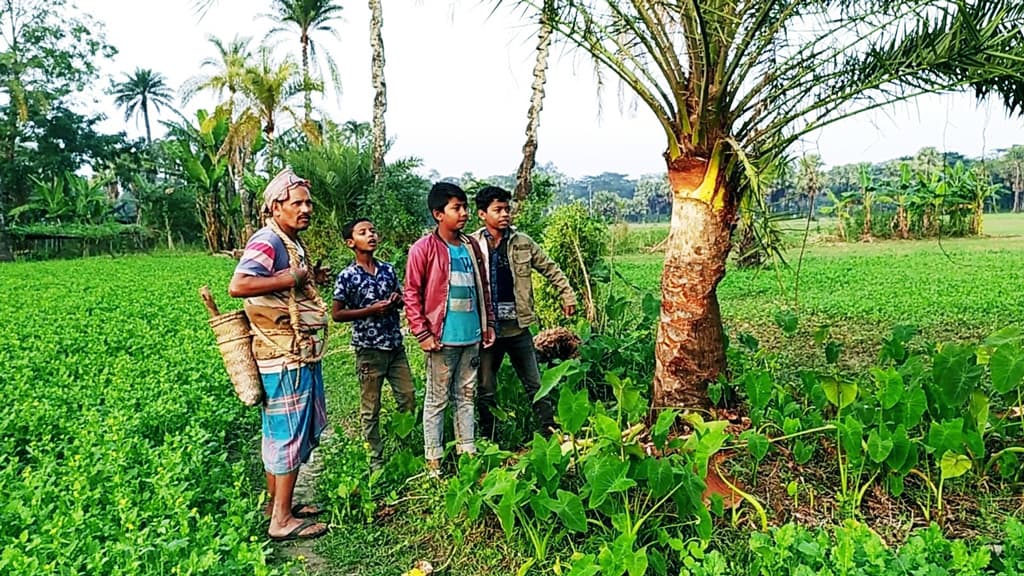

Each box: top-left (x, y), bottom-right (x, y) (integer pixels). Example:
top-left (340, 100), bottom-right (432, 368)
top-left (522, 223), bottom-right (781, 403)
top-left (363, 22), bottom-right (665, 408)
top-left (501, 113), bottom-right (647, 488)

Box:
top-left (990, 343), bottom-right (1024, 395)
top-left (183, 157), bottom-right (211, 190)
top-left (557, 386), bottom-right (591, 435)
top-left (745, 371), bottom-right (773, 412)
top-left (642, 457), bottom-right (676, 498)
top-left (821, 377), bottom-right (857, 410)
top-left (552, 490), bottom-right (588, 532)
top-left (527, 433), bottom-right (562, 481)
top-left (984, 326), bottom-right (1023, 348)
top-left (872, 367), bottom-right (904, 410)
top-left (926, 418), bottom-right (964, 455)
top-left (885, 425), bottom-right (912, 471)
top-left (584, 455), bottom-right (636, 508)
top-left (741, 430), bottom-right (770, 462)
top-left (939, 451), bottom-right (971, 481)
top-left (933, 344), bottom-right (984, 410)
top-left (535, 359), bottom-right (579, 403)
top-left (899, 385), bottom-right (929, 428)
top-left (867, 427), bottom-right (894, 463)
top-left (650, 409), bottom-right (678, 450)
top-left (591, 414), bottom-right (621, 444)
top-left (968, 392), bottom-right (989, 435)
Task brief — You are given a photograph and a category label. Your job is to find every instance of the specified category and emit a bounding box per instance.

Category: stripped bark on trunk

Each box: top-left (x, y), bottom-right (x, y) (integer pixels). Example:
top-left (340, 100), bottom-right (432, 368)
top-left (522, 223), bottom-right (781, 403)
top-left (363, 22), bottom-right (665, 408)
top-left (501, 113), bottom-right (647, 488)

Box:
top-left (654, 154), bottom-right (733, 409)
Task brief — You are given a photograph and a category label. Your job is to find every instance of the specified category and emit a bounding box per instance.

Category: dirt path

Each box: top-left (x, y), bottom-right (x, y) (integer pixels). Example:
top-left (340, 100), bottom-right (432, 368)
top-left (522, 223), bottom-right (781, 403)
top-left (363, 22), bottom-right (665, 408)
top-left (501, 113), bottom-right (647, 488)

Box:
top-left (275, 428), bottom-right (333, 574)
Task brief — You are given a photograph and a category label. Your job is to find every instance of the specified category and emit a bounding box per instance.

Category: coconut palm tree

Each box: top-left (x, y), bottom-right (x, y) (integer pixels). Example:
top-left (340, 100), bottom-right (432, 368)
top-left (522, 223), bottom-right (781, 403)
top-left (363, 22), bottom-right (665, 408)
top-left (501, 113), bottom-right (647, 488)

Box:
top-left (493, 0), bottom-right (1024, 408)
top-left (110, 68), bottom-right (175, 144)
top-left (369, 0), bottom-right (387, 181)
top-left (181, 35), bottom-right (253, 112)
top-left (263, 0), bottom-right (344, 126)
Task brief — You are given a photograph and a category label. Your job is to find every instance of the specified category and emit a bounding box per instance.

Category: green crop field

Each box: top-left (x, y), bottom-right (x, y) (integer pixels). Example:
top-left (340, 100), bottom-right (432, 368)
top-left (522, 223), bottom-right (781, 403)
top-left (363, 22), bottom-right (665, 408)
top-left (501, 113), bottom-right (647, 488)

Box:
top-left (0, 255), bottom-right (288, 575)
top-left (3, 217), bottom-right (1023, 575)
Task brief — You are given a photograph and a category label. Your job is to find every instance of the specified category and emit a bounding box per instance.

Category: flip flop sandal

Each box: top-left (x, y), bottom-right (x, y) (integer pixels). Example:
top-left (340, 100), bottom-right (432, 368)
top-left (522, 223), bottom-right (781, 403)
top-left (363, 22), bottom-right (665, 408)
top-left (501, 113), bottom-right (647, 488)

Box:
top-left (291, 503), bottom-right (325, 519)
top-left (268, 517), bottom-right (328, 542)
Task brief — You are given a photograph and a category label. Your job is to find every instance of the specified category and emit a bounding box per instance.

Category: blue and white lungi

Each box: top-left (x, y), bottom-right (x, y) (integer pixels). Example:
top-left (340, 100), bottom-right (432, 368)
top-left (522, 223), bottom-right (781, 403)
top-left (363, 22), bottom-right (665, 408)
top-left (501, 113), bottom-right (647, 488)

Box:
top-left (261, 362), bottom-right (327, 475)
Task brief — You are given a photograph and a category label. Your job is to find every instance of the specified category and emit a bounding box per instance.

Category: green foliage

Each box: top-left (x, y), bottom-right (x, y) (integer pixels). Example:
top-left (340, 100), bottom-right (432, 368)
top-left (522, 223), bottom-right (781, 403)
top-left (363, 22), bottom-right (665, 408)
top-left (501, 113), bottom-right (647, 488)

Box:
top-left (0, 255), bottom-right (285, 574)
top-left (747, 520), bottom-right (1006, 575)
top-left (535, 202), bottom-right (609, 328)
top-left (284, 123), bottom-right (428, 269)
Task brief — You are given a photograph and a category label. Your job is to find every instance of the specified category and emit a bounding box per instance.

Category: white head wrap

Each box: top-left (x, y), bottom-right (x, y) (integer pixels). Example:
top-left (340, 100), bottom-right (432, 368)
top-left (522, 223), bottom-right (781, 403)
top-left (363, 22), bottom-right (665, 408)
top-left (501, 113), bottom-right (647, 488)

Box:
top-left (261, 168), bottom-right (311, 217)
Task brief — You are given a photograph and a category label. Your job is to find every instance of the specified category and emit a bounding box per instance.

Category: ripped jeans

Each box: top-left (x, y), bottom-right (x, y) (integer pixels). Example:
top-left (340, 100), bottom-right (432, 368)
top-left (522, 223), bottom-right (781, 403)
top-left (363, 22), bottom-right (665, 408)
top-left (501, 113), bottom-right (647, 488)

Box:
top-left (423, 344), bottom-right (479, 460)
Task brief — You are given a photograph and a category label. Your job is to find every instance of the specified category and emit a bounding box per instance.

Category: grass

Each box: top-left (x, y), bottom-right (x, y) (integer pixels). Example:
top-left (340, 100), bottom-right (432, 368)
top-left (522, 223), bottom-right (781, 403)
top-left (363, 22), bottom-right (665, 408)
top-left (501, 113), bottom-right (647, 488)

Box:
top-left (613, 213), bottom-right (1024, 368)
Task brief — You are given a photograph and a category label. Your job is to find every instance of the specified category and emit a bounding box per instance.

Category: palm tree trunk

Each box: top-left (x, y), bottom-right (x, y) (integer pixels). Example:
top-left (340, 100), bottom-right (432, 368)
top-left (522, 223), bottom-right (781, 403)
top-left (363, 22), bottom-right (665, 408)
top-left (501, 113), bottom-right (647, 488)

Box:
top-left (142, 95), bottom-right (152, 144)
top-left (302, 34), bottom-right (311, 126)
top-left (513, 4), bottom-right (552, 204)
top-left (369, 0), bottom-right (387, 182)
top-left (654, 155), bottom-right (732, 409)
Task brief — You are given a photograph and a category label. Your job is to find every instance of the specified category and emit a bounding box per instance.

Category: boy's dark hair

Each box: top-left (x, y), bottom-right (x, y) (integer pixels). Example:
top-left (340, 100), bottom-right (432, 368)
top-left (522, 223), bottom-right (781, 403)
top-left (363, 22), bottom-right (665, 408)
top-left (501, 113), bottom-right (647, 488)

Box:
top-left (475, 185), bottom-right (512, 212)
top-left (427, 182), bottom-right (467, 218)
top-left (341, 217), bottom-right (372, 241)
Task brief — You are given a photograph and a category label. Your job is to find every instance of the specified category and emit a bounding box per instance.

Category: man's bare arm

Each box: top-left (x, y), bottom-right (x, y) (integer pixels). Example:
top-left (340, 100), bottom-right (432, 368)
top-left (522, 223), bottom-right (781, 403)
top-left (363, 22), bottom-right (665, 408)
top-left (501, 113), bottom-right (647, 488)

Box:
top-left (228, 269), bottom-right (304, 298)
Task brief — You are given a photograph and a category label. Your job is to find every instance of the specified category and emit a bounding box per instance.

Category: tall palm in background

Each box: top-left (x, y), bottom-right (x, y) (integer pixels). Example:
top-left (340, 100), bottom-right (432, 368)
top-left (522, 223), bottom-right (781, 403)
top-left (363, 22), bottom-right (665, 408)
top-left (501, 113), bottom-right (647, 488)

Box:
top-left (110, 68), bottom-right (175, 144)
top-left (369, 0), bottom-right (387, 181)
top-left (493, 0), bottom-right (1024, 408)
top-left (263, 0), bottom-right (344, 127)
top-left (181, 35), bottom-right (253, 114)
top-left (240, 48), bottom-right (305, 141)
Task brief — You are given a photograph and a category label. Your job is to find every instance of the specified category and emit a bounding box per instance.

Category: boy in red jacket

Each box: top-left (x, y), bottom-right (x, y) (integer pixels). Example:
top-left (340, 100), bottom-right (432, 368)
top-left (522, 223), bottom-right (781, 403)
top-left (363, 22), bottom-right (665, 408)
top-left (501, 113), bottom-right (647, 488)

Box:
top-left (404, 182), bottom-right (495, 474)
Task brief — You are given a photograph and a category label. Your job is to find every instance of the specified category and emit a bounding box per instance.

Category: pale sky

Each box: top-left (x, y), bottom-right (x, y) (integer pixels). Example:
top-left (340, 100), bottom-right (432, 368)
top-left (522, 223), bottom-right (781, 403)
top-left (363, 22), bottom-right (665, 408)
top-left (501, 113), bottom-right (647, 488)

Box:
top-left (73, 0), bottom-right (1024, 179)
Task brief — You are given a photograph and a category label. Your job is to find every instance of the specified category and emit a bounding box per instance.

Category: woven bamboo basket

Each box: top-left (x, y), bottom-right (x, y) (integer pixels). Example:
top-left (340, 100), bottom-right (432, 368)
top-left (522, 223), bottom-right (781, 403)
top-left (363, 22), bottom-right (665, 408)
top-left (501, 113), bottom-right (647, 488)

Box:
top-left (209, 310), bottom-right (264, 406)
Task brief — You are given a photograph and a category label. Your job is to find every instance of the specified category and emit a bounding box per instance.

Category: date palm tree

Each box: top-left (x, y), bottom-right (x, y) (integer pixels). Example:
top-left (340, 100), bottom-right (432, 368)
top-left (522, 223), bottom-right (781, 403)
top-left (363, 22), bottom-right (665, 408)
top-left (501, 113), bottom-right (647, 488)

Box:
top-left (110, 68), bottom-right (175, 144)
top-left (493, 0), bottom-right (1024, 408)
top-left (264, 0), bottom-right (344, 127)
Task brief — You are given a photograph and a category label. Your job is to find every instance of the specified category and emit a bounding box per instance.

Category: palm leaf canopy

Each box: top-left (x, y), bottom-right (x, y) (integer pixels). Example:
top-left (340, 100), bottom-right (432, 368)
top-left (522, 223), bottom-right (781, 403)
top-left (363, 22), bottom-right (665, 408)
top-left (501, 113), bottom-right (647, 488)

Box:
top-left (496, 0), bottom-right (1024, 200)
top-left (110, 68), bottom-right (176, 122)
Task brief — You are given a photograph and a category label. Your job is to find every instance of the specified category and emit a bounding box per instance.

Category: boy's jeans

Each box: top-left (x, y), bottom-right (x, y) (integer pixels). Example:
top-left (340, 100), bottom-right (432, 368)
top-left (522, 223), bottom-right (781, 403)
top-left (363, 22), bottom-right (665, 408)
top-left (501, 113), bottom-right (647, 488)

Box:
top-left (477, 329), bottom-right (555, 441)
top-left (357, 347), bottom-right (417, 466)
top-left (423, 344), bottom-right (479, 461)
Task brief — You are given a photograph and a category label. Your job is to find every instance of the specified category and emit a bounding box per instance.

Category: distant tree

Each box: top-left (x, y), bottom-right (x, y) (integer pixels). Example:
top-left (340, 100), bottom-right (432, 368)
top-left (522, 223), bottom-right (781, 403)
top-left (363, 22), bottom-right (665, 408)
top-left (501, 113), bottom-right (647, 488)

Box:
top-left (0, 0), bottom-right (115, 213)
top-left (994, 145), bottom-right (1024, 212)
top-left (264, 0), bottom-right (343, 127)
top-left (110, 68), bottom-right (175, 144)
top-left (240, 48), bottom-right (306, 142)
top-left (181, 35), bottom-right (253, 111)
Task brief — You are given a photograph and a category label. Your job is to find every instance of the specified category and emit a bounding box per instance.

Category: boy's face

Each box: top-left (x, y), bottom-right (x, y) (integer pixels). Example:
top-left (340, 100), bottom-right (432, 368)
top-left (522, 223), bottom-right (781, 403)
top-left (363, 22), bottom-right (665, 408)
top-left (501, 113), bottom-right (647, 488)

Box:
top-left (433, 196), bottom-right (469, 232)
top-left (478, 199), bottom-right (511, 231)
top-left (346, 220), bottom-right (378, 252)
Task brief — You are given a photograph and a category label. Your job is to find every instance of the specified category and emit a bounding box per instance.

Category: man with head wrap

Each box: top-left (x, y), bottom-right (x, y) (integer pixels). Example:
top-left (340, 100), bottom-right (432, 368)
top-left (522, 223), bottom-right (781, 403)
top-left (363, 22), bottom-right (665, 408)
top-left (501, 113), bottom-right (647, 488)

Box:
top-left (229, 168), bottom-right (330, 541)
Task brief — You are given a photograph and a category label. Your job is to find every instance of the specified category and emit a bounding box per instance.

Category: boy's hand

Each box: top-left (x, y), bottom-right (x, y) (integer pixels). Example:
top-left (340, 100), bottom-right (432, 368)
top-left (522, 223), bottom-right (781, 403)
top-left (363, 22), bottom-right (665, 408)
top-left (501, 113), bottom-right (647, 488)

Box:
top-left (370, 299), bottom-right (392, 315)
top-left (483, 327), bottom-right (496, 348)
top-left (419, 336), bottom-right (442, 352)
top-left (562, 304), bottom-right (576, 317)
